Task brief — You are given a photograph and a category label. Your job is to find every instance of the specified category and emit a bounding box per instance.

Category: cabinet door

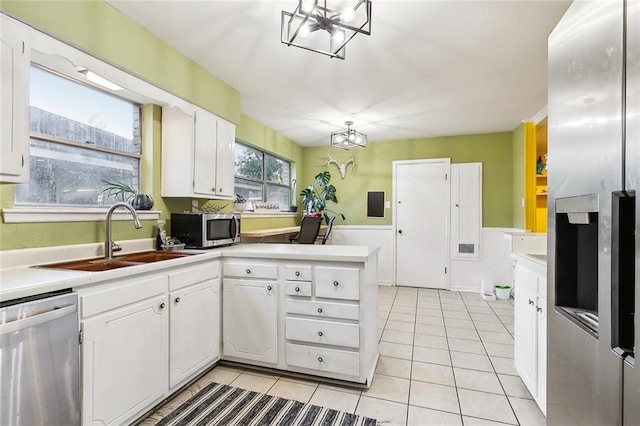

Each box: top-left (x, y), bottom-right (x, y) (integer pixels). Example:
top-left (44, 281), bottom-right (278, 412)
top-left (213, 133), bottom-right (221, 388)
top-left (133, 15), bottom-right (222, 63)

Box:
top-left (451, 162), bottom-right (482, 259)
top-left (193, 108), bottom-right (217, 196)
top-left (82, 295), bottom-right (168, 426)
top-left (536, 296), bottom-right (547, 415)
top-left (0, 17), bottom-right (29, 183)
top-left (514, 283), bottom-right (538, 397)
top-left (223, 278), bottom-right (277, 363)
top-left (214, 119), bottom-right (235, 198)
top-left (169, 277), bottom-right (221, 389)
top-left (161, 106), bottom-right (194, 197)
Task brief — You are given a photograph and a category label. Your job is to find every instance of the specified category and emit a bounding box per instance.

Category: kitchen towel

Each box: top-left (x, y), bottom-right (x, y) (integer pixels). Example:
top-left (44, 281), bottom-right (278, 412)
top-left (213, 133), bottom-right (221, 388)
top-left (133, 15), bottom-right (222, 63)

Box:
top-left (151, 381), bottom-right (377, 426)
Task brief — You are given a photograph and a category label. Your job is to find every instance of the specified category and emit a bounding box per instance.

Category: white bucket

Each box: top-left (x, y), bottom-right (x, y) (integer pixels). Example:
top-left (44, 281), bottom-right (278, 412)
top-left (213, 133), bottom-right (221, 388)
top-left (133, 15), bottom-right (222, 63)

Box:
top-left (495, 286), bottom-right (512, 300)
top-left (481, 279), bottom-right (496, 301)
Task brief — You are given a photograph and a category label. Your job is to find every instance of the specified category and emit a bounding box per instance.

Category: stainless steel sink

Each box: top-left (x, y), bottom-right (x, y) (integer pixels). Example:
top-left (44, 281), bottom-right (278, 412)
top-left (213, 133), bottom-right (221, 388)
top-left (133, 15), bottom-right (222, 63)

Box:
top-left (37, 251), bottom-right (198, 272)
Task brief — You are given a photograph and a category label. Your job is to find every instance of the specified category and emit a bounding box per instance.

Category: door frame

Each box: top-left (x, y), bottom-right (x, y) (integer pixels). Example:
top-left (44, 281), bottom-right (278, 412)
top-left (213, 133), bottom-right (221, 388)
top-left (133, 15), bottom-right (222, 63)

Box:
top-left (392, 158), bottom-right (451, 289)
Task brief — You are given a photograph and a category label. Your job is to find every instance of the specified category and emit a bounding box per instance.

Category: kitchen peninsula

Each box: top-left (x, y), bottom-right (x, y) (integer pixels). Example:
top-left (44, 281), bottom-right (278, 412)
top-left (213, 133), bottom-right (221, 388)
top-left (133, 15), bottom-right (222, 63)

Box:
top-left (0, 242), bottom-right (380, 426)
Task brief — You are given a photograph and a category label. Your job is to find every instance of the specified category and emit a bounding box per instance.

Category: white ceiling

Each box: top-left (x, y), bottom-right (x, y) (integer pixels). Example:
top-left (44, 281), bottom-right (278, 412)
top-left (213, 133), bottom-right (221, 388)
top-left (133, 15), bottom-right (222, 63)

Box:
top-left (106, 0), bottom-right (571, 147)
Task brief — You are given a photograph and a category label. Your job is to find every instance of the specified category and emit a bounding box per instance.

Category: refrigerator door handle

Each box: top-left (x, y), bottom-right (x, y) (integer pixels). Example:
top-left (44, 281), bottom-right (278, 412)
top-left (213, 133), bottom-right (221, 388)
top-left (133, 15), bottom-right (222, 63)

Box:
top-left (611, 190), bottom-right (636, 358)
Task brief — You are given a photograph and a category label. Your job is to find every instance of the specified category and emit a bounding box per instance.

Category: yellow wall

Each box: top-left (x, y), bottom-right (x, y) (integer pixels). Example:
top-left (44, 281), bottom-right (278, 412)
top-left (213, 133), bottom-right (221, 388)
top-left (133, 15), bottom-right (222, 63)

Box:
top-left (512, 123), bottom-right (526, 229)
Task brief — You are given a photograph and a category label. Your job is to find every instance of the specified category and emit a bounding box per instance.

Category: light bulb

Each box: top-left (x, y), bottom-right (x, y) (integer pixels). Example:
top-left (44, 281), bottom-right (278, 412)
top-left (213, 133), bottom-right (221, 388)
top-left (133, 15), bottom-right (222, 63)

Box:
top-left (355, 136), bottom-right (362, 143)
top-left (341, 7), bottom-right (355, 22)
top-left (299, 24), bottom-right (310, 37)
top-left (332, 28), bottom-right (345, 44)
top-left (348, 132), bottom-right (355, 141)
top-left (336, 135), bottom-right (344, 143)
top-left (301, 0), bottom-right (316, 13)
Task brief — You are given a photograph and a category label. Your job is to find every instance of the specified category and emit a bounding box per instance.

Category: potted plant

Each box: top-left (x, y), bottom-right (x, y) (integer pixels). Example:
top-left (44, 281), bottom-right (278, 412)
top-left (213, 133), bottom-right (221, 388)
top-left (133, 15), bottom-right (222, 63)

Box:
top-left (494, 284), bottom-right (512, 300)
top-left (234, 194), bottom-right (247, 212)
top-left (300, 171), bottom-right (345, 224)
top-left (101, 179), bottom-right (154, 210)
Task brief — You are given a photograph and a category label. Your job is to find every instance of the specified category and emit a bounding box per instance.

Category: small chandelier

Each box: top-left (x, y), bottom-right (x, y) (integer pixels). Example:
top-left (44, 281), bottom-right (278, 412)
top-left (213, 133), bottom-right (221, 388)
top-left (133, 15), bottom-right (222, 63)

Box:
top-left (281, 0), bottom-right (372, 60)
top-left (330, 121), bottom-right (368, 150)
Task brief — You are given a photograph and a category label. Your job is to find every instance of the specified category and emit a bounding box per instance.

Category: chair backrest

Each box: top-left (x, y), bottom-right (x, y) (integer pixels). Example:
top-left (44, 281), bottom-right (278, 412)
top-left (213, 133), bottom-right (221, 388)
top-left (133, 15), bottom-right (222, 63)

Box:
top-left (320, 216), bottom-right (336, 245)
top-left (293, 216), bottom-right (323, 244)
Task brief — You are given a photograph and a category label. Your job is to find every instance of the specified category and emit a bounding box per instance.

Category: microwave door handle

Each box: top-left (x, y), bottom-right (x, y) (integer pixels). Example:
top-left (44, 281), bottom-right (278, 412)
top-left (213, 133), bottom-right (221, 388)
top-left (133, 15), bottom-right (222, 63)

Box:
top-left (231, 215), bottom-right (239, 239)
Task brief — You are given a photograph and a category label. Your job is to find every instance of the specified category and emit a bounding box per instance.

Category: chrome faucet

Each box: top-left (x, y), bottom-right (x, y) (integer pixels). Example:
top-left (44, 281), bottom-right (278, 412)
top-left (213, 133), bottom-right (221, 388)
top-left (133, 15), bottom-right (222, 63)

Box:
top-left (105, 202), bottom-right (142, 260)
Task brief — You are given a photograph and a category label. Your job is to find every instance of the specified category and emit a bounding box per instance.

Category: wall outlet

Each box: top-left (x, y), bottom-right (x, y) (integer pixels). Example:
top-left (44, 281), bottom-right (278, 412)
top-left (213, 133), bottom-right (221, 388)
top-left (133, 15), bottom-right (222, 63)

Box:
top-left (521, 198), bottom-right (525, 207)
top-left (385, 201), bottom-right (391, 209)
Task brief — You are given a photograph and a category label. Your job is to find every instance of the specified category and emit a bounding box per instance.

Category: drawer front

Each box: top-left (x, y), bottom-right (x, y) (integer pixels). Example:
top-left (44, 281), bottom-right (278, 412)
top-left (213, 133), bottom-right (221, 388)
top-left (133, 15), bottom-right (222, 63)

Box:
top-left (286, 317), bottom-right (360, 348)
top-left (224, 262), bottom-right (277, 280)
top-left (285, 281), bottom-right (312, 297)
top-left (169, 261), bottom-right (220, 291)
top-left (286, 343), bottom-right (359, 376)
top-left (285, 300), bottom-right (359, 320)
top-left (284, 265), bottom-right (312, 281)
top-left (315, 267), bottom-right (359, 300)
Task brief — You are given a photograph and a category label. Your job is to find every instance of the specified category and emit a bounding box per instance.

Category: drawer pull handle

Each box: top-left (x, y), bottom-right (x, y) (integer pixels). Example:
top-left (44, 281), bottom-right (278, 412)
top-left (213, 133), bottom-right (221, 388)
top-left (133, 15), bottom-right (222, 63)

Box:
top-left (295, 286), bottom-right (300, 292)
top-left (528, 299), bottom-right (534, 305)
top-left (295, 271), bottom-right (301, 277)
top-left (246, 269), bottom-right (251, 274)
top-left (318, 357), bottom-right (323, 363)
top-left (317, 308), bottom-right (323, 313)
top-left (160, 302), bottom-right (166, 309)
top-left (333, 281), bottom-right (339, 287)
top-left (267, 285), bottom-right (272, 291)
top-left (175, 297), bottom-right (181, 303)
top-left (318, 331), bottom-right (323, 336)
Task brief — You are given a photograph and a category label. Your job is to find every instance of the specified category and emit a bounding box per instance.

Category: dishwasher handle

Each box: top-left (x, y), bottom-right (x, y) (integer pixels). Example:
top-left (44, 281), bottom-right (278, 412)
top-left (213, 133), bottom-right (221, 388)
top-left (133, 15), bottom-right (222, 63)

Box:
top-left (0, 304), bottom-right (77, 335)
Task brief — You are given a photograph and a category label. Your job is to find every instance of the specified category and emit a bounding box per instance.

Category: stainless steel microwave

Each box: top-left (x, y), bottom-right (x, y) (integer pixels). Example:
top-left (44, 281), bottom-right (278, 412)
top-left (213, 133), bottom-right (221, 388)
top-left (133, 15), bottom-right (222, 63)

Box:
top-left (170, 213), bottom-right (241, 248)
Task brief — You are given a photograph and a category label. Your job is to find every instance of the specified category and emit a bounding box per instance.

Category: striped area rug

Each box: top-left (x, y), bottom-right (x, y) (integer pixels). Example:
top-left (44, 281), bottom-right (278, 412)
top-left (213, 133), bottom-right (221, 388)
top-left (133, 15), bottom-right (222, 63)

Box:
top-left (154, 381), bottom-right (377, 426)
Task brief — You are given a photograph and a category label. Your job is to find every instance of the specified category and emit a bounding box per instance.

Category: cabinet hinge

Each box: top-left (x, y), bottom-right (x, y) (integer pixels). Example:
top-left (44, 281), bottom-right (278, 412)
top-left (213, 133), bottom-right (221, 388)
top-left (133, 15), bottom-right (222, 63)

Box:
top-left (445, 267), bottom-right (447, 274)
top-left (445, 173), bottom-right (448, 181)
top-left (79, 329), bottom-right (83, 345)
top-left (22, 42), bottom-right (25, 54)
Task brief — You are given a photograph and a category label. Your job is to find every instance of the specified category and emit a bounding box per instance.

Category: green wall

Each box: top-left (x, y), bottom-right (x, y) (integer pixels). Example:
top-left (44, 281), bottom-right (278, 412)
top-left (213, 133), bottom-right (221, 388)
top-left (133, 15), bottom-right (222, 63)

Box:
top-left (512, 123), bottom-right (526, 229)
top-left (301, 132), bottom-right (514, 227)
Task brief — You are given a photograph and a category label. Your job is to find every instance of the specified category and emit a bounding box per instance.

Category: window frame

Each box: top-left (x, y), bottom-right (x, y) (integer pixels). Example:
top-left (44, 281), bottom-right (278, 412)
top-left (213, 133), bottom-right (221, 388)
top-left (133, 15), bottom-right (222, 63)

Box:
top-left (234, 140), bottom-right (292, 206)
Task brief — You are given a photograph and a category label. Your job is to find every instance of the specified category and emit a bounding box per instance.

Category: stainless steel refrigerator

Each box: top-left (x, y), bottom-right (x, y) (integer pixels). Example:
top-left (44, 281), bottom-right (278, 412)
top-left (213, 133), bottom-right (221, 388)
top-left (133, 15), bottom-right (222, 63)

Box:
top-left (547, 0), bottom-right (640, 424)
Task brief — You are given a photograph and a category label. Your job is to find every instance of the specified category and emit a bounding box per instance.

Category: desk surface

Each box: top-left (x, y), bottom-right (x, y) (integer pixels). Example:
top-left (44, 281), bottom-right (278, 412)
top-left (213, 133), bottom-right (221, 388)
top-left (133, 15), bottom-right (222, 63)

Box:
top-left (241, 225), bottom-right (327, 238)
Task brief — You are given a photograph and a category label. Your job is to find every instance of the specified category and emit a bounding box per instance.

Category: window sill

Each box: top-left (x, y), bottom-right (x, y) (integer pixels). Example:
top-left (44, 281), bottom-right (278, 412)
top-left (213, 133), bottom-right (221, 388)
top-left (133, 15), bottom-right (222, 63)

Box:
top-left (2, 208), bottom-right (161, 224)
top-left (240, 212), bottom-right (299, 219)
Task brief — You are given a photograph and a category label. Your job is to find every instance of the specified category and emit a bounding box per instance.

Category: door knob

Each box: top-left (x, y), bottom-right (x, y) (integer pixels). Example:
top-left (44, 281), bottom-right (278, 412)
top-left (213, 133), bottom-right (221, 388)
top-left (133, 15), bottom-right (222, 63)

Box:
top-left (295, 271), bottom-right (300, 277)
top-left (159, 303), bottom-right (166, 309)
top-left (175, 297), bottom-right (180, 303)
top-left (295, 287), bottom-right (300, 292)
top-left (398, 229), bottom-right (403, 234)
top-left (267, 285), bottom-right (272, 291)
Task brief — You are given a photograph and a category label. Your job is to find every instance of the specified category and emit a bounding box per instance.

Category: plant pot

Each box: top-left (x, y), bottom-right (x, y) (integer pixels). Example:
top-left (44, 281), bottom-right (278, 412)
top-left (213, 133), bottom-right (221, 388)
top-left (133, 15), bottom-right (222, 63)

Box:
top-left (234, 202), bottom-right (246, 212)
top-left (128, 193), bottom-right (154, 210)
top-left (494, 286), bottom-right (512, 300)
top-left (289, 206), bottom-right (298, 213)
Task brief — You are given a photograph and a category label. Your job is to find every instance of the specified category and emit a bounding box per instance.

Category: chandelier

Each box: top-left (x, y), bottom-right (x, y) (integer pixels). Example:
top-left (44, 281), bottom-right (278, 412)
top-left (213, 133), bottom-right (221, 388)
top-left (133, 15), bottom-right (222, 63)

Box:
top-left (281, 0), bottom-right (372, 60)
top-left (330, 121), bottom-right (368, 150)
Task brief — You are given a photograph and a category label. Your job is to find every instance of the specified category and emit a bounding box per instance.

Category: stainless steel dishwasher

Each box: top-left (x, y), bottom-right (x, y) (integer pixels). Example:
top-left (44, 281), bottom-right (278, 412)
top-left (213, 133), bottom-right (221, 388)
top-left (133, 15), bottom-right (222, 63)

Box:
top-left (0, 290), bottom-right (80, 426)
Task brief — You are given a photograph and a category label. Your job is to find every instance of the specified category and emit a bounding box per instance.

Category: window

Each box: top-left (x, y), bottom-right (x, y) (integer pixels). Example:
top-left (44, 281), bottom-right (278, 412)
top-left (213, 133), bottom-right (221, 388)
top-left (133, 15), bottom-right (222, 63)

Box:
top-left (14, 65), bottom-right (141, 207)
top-left (234, 142), bottom-right (291, 209)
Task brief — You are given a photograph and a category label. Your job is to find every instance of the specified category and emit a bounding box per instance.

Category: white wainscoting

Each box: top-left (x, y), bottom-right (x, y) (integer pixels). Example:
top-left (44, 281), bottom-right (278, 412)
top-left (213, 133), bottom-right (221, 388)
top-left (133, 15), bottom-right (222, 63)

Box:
top-left (332, 226), bottom-right (521, 292)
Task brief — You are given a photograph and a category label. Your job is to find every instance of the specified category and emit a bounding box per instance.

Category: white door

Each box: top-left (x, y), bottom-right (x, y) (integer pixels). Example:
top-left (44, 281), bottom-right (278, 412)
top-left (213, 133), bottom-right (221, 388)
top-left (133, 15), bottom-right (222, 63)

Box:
top-left (223, 278), bottom-right (278, 363)
top-left (514, 283), bottom-right (538, 396)
top-left (193, 107), bottom-right (217, 196)
top-left (169, 277), bottom-right (220, 389)
top-left (394, 159), bottom-right (449, 288)
top-left (451, 163), bottom-right (482, 259)
top-left (82, 295), bottom-right (168, 426)
top-left (215, 119), bottom-right (236, 198)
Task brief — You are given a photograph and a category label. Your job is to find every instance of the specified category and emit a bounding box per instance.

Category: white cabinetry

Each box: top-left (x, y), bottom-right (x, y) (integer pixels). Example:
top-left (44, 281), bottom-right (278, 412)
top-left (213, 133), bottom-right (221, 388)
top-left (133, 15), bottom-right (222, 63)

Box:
top-left (168, 263), bottom-right (221, 390)
top-left (80, 275), bottom-right (168, 426)
top-left (0, 15), bottom-right (30, 183)
top-left (222, 256), bottom-right (379, 385)
top-left (77, 261), bottom-right (221, 426)
top-left (513, 255), bottom-right (547, 415)
top-left (222, 261), bottom-right (278, 363)
top-left (161, 105), bottom-right (235, 199)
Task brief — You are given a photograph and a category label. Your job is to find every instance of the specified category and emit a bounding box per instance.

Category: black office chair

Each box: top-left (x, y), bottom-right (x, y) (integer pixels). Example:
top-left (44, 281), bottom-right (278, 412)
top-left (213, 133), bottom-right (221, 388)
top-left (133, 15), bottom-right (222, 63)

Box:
top-left (290, 216), bottom-right (323, 244)
top-left (318, 215), bottom-right (335, 245)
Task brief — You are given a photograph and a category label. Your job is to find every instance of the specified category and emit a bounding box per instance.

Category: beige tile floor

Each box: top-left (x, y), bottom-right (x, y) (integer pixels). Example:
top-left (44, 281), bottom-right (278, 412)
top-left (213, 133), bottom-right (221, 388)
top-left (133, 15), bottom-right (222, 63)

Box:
top-left (142, 286), bottom-right (546, 426)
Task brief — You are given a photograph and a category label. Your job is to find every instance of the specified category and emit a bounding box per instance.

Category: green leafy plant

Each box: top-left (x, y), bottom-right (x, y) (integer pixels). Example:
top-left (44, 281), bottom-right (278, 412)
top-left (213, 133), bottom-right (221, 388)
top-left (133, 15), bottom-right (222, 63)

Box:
top-left (100, 179), bottom-right (137, 202)
top-left (300, 171), bottom-right (345, 224)
top-left (494, 285), bottom-right (512, 289)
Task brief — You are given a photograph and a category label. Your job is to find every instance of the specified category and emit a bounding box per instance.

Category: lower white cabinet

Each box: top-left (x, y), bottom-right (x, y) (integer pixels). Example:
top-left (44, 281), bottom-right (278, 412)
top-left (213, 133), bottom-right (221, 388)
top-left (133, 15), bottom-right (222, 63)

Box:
top-left (222, 256), bottom-right (379, 385)
top-left (169, 268), bottom-right (221, 389)
top-left (513, 255), bottom-right (547, 415)
top-left (77, 261), bottom-right (221, 426)
top-left (81, 276), bottom-right (168, 426)
top-left (222, 278), bottom-right (278, 363)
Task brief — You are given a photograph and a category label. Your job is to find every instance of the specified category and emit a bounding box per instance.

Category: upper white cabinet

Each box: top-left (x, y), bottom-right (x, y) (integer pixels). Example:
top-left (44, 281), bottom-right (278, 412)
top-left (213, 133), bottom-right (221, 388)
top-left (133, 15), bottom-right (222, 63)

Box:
top-left (0, 15), bottom-right (30, 183)
top-left (162, 105), bottom-right (235, 199)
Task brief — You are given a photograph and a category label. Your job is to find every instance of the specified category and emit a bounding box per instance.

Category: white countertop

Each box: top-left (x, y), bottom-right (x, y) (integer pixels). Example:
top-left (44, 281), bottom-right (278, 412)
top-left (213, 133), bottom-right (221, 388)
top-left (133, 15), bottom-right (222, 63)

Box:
top-left (0, 243), bottom-right (380, 303)
top-left (511, 252), bottom-right (547, 267)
